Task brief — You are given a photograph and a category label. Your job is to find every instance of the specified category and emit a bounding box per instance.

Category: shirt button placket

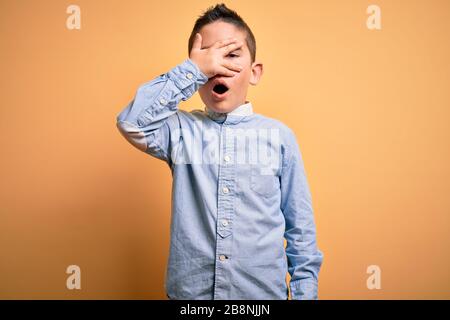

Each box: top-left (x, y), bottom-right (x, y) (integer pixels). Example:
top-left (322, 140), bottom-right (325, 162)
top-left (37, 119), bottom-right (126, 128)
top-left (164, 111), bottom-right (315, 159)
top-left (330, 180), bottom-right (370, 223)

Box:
top-left (213, 123), bottom-right (235, 300)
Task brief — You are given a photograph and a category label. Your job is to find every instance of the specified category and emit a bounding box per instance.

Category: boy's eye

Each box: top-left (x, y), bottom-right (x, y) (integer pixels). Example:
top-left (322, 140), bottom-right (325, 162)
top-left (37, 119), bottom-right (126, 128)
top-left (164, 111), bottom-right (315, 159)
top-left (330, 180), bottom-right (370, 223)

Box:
top-left (227, 53), bottom-right (239, 58)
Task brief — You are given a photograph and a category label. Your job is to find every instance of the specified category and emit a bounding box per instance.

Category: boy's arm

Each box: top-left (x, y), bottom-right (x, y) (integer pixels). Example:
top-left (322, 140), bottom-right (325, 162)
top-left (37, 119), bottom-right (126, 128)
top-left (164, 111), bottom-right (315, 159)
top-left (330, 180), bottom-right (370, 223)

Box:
top-left (116, 58), bottom-right (208, 163)
top-left (116, 34), bottom-right (243, 164)
top-left (280, 130), bottom-right (324, 300)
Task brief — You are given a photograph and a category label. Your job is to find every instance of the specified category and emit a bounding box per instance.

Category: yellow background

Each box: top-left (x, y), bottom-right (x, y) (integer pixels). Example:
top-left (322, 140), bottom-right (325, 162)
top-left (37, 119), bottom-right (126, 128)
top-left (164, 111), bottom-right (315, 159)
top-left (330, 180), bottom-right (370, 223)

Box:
top-left (1, 0), bottom-right (449, 299)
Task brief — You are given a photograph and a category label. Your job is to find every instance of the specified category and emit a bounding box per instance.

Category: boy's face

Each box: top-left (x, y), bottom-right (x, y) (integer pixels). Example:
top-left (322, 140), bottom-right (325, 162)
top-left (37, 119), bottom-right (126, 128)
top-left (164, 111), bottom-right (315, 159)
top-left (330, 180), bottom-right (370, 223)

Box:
top-left (197, 20), bottom-right (263, 114)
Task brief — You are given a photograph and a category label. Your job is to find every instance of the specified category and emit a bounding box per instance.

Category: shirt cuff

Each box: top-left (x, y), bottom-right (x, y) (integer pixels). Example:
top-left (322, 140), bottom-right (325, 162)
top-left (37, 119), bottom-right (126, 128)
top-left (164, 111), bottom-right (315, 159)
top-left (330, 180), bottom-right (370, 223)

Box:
top-left (167, 58), bottom-right (209, 96)
top-left (290, 279), bottom-right (319, 300)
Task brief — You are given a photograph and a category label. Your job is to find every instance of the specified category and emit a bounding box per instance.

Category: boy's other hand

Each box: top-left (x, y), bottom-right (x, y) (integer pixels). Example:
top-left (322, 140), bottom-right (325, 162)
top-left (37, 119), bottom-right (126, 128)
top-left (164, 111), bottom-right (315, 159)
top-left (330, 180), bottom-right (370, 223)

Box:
top-left (189, 33), bottom-right (243, 79)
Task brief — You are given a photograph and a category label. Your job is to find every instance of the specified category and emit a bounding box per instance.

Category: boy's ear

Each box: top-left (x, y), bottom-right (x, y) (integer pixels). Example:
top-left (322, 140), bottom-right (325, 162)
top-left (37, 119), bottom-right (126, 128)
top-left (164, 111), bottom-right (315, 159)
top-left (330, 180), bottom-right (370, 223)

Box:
top-left (249, 61), bottom-right (263, 86)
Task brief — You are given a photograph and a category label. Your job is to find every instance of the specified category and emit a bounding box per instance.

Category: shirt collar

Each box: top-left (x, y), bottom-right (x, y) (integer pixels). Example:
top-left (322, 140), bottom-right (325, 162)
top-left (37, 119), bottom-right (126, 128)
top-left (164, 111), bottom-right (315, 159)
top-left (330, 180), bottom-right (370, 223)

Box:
top-left (204, 101), bottom-right (253, 123)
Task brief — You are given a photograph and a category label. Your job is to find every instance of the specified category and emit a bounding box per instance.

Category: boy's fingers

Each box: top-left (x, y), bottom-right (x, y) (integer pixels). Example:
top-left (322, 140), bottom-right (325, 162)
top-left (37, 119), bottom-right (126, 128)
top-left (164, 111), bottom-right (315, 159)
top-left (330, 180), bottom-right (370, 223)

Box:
top-left (218, 66), bottom-right (238, 77)
top-left (222, 41), bottom-right (243, 55)
top-left (192, 33), bottom-right (202, 50)
top-left (222, 61), bottom-right (243, 72)
top-left (214, 37), bottom-right (238, 49)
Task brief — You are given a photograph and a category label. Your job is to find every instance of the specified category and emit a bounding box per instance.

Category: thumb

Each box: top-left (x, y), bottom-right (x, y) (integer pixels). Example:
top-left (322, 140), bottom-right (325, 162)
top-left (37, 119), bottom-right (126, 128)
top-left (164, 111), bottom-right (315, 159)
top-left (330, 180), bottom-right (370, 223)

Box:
top-left (192, 33), bottom-right (202, 50)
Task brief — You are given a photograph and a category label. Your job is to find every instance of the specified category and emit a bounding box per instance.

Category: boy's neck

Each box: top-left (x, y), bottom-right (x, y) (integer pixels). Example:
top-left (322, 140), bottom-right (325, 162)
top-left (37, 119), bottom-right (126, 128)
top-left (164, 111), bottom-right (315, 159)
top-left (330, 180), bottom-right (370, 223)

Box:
top-left (205, 101), bottom-right (253, 118)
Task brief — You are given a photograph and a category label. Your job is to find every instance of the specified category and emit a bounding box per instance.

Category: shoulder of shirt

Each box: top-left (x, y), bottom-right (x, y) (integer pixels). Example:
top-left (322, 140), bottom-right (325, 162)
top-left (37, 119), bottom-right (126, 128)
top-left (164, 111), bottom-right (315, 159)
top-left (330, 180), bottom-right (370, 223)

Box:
top-left (251, 113), bottom-right (297, 140)
top-left (251, 113), bottom-right (301, 169)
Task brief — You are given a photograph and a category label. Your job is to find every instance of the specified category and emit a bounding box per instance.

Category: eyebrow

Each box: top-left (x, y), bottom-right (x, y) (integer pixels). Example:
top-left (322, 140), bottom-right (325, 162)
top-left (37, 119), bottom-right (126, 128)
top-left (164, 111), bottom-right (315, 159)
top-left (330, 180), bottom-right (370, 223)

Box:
top-left (201, 45), bottom-right (243, 52)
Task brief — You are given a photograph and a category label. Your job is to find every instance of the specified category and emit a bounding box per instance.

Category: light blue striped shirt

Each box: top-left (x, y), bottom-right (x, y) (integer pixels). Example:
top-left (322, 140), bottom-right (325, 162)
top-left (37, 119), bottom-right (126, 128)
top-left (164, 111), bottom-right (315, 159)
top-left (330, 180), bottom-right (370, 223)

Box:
top-left (116, 58), bottom-right (323, 300)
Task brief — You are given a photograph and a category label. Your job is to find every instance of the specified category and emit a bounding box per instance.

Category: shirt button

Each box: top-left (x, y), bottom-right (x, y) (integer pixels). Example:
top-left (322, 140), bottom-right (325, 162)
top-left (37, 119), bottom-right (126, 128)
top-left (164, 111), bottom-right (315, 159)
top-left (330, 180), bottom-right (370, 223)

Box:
top-left (186, 73), bottom-right (193, 79)
top-left (224, 155), bottom-right (231, 162)
top-left (221, 219), bottom-right (229, 226)
top-left (159, 97), bottom-right (167, 105)
top-left (222, 186), bottom-right (229, 194)
top-left (219, 255), bottom-right (227, 261)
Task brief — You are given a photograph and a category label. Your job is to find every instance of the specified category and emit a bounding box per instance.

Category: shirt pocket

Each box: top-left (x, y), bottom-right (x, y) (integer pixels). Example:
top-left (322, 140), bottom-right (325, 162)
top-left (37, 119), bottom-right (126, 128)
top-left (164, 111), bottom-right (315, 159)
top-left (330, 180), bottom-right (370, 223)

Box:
top-left (250, 166), bottom-right (280, 198)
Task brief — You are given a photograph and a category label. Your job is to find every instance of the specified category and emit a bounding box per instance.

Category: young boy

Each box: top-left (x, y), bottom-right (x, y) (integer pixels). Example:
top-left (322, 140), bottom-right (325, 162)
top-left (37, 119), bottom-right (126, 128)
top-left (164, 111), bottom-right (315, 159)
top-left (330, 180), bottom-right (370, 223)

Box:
top-left (116, 3), bottom-right (323, 300)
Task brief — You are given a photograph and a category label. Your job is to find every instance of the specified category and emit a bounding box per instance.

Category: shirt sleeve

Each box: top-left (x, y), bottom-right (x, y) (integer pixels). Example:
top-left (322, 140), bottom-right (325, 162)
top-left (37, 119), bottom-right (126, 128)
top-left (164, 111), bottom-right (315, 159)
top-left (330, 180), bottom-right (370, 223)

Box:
top-left (116, 58), bottom-right (208, 165)
top-left (280, 129), bottom-right (324, 300)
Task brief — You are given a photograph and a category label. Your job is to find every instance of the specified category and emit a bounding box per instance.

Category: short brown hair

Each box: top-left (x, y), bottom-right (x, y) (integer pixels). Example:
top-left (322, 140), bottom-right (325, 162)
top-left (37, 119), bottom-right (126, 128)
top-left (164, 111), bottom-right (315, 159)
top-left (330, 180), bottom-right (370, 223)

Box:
top-left (188, 3), bottom-right (256, 63)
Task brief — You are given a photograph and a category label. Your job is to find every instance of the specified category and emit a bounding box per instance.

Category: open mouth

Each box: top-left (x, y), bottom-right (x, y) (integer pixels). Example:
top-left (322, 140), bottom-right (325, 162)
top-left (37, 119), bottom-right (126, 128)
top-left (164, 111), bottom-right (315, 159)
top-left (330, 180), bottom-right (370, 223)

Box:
top-left (212, 84), bottom-right (229, 95)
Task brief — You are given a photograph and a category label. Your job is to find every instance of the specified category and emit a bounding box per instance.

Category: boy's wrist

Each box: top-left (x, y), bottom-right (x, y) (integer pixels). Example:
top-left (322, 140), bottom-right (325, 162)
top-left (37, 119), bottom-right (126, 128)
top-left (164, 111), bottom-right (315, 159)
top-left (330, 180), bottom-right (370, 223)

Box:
top-left (186, 58), bottom-right (209, 82)
top-left (166, 59), bottom-right (209, 98)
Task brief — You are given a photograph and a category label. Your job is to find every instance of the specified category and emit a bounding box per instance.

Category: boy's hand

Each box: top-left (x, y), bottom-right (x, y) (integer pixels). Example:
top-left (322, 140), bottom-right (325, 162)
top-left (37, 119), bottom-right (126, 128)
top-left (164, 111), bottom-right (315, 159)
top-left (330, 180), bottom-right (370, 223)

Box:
top-left (189, 33), bottom-right (244, 78)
